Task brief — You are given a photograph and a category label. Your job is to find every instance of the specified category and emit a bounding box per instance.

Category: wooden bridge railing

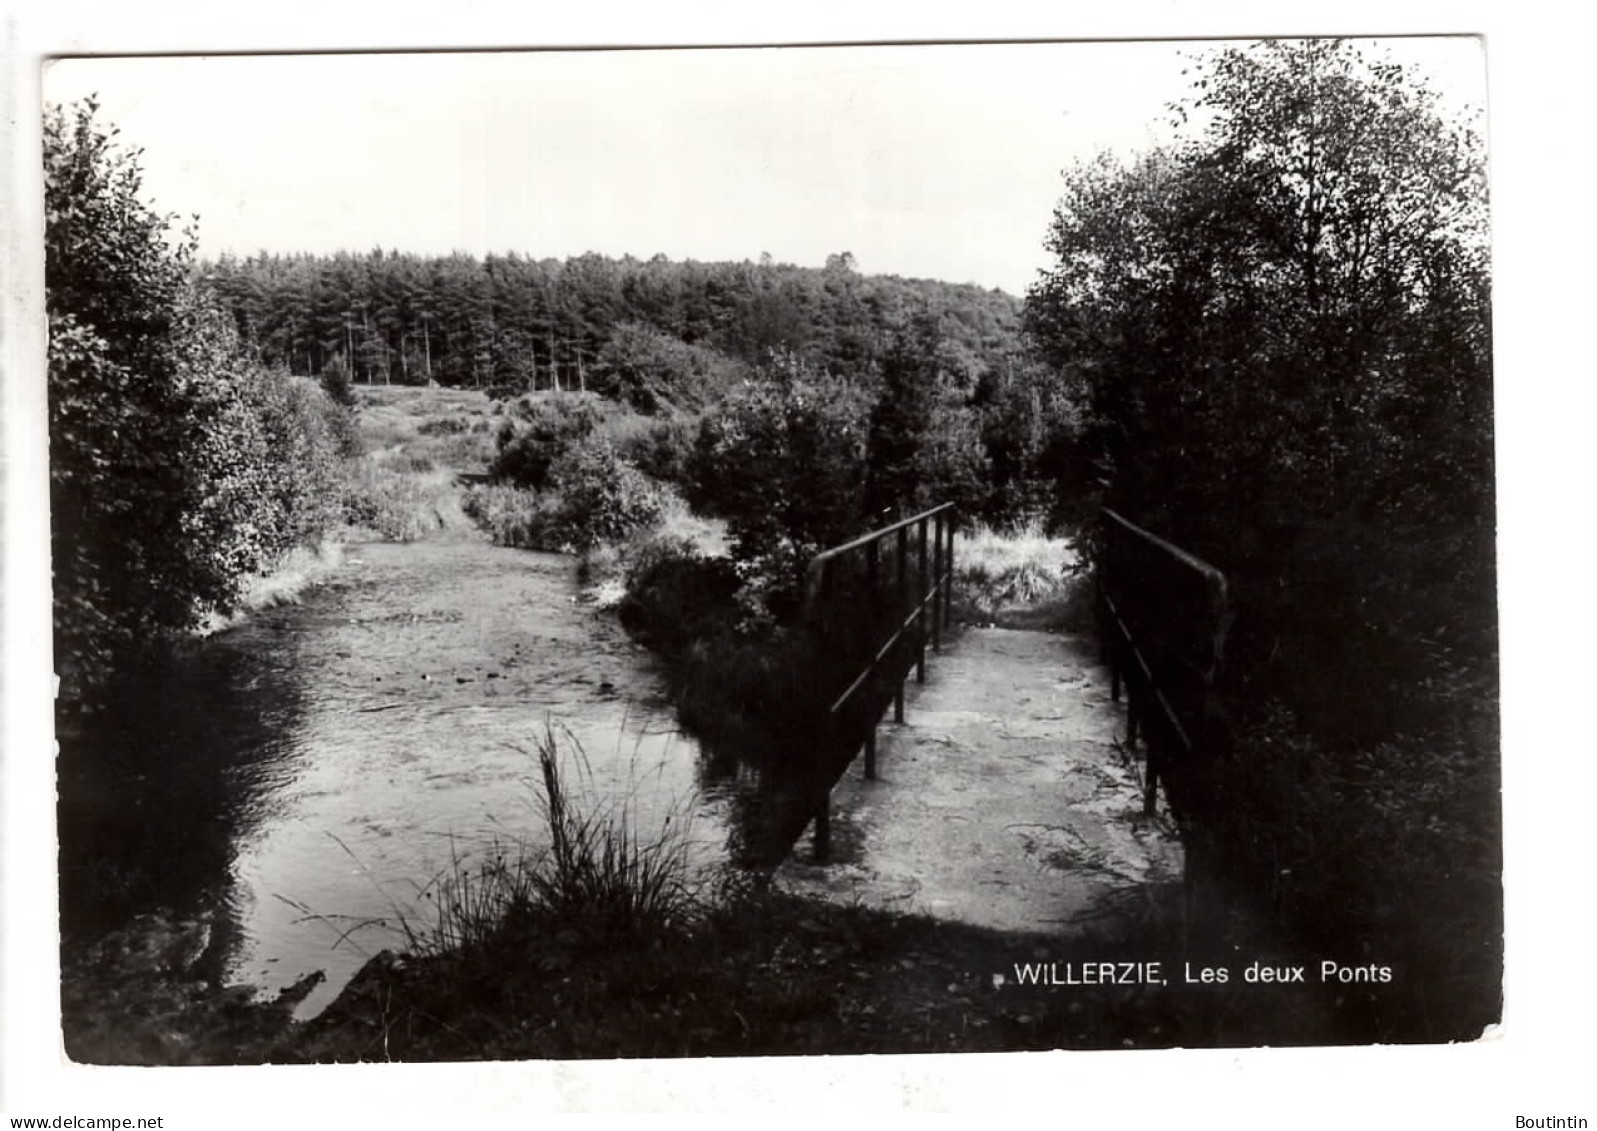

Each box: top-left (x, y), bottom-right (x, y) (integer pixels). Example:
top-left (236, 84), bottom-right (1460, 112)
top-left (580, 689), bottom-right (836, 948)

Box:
top-left (1097, 507), bottom-right (1231, 822)
top-left (803, 502), bottom-right (957, 858)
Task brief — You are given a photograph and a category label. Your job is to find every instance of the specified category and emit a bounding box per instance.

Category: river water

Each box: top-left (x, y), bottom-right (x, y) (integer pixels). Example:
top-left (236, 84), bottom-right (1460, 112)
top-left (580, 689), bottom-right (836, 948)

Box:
top-left (57, 530), bottom-right (796, 1020)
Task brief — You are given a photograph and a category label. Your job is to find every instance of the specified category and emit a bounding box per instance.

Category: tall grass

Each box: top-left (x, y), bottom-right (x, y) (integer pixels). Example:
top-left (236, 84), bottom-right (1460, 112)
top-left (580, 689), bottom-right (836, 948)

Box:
top-left (953, 519), bottom-right (1084, 628)
top-left (401, 725), bottom-right (702, 973)
top-left (194, 540), bottom-right (347, 636)
top-left (460, 482), bottom-right (550, 549)
top-left (344, 464), bottom-right (459, 542)
top-left (528, 727), bottom-right (699, 936)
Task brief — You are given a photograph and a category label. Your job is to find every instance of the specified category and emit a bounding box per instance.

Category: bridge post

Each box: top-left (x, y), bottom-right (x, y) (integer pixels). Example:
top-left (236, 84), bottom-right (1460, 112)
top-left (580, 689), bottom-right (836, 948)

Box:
top-left (895, 525), bottom-right (908, 723)
top-left (1143, 740), bottom-right (1160, 816)
top-left (931, 513), bottom-right (944, 651)
top-left (916, 517), bottom-right (929, 681)
top-left (942, 508), bottom-right (954, 632)
top-left (813, 561), bottom-right (834, 859)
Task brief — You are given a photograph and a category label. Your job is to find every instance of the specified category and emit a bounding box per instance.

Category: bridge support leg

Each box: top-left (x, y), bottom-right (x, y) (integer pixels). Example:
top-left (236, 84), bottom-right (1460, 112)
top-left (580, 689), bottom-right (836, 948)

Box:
top-left (894, 683), bottom-right (904, 725)
top-left (942, 518), bottom-right (954, 631)
top-left (814, 714), bottom-right (832, 860)
top-left (813, 797), bottom-right (830, 860)
top-left (864, 729), bottom-right (877, 780)
top-left (1143, 749), bottom-right (1159, 815)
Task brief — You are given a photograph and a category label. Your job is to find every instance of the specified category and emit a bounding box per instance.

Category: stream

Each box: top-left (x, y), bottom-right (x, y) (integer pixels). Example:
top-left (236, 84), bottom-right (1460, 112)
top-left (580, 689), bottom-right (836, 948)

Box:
top-left (57, 529), bottom-right (796, 1021)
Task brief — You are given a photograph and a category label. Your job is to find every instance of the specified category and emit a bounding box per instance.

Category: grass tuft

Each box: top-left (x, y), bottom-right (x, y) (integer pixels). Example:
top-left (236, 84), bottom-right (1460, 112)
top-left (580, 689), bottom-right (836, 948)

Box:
top-left (953, 519), bottom-right (1084, 629)
top-left (389, 723), bottom-right (704, 988)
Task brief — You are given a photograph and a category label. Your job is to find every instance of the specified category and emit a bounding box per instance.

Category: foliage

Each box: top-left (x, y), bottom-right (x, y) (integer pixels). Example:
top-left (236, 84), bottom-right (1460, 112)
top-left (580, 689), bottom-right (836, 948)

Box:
top-left (692, 357), bottom-right (871, 615)
top-left (1025, 39), bottom-right (1493, 735)
top-left (1213, 698), bottom-right (1501, 1039)
top-left (467, 445), bottom-right (666, 552)
top-left (592, 321), bottom-right (748, 413)
top-left (611, 413), bottom-right (699, 487)
top-left (46, 99), bottom-right (350, 694)
top-left (343, 464), bottom-right (452, 542)
top-left (488, 394), bottom-right (603, 489)
top-left (544, 444), bottom-right (667, 549)
top-left (863, 319), bottom-right (942, 516)
top-left (862, 317), bottom-right (1002, 525)
top-left (1024, 40), bottom-right (1497, 1024)
top-left (460, 483), bottom-right (550, 549)
top-left (971, 357), bottom-right (1081, 527)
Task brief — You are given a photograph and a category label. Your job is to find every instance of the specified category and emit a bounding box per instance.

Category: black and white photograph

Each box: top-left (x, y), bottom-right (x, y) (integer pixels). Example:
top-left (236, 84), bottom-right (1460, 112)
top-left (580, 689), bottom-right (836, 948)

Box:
top-left (3, 3), bottom-right (1595, 1122)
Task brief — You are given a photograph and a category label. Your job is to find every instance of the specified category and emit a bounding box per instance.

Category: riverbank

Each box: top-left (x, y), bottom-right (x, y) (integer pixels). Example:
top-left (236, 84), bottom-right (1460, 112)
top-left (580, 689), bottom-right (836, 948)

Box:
top-left (197, 385), bottom-right (498, 639)
top-left (64, 856), bottom-right (1415, 1066)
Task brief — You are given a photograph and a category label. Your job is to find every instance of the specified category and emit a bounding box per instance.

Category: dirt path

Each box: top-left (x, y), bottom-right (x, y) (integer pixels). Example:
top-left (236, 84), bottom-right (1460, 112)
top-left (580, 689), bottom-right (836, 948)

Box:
top-left (777, 625), bottom-right (1183, 935)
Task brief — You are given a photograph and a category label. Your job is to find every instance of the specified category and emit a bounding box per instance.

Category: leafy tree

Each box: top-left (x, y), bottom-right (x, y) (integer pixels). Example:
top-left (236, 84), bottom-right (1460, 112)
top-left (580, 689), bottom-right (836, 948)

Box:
top-left (972, 356), bottom-right (1080, 526)
top-left (692, 355), bottom-right (871, 615)
top-left (1026, 39), bottom-right (1492, 732)
top-left (1024, 42), bottom-right (1498, 1038)
top-left (46, 99), bottom-right (350, 697)
top-left (864, 315), bottom-right (989, 522)
top-left (591, 322), bottom-right (747, 414)
top-left (46, 99), bottom-right (221, 688)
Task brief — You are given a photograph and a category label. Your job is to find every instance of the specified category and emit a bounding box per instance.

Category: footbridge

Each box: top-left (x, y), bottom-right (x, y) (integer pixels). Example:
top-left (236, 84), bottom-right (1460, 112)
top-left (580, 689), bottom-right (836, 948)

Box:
top-left (780, 504), bottom-right (1230, 934)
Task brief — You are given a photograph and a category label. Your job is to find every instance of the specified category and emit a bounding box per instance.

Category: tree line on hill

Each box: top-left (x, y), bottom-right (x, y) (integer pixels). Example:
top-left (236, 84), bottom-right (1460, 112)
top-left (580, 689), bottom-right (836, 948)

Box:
top-left (202, 246), bottom-right (1025, 404)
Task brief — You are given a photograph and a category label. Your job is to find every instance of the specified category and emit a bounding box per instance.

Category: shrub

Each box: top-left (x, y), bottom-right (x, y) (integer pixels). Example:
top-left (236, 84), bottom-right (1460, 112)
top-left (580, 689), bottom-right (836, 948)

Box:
top-left (1207, 700), bottom-right (1501, 1039)
top-left (692, 359), bottom-right (870, 616)
top-left (465, 447), bottom-right (666, 552)
top-left (460, 483), bottom-right (550, 549)
top-left (241, 370), bottom-right (353, 547)
top-left (617, 545), bottom-right (742, 653)
top-left (488, 395), bottom-right (603, 489)
top-left (544, 445), bottom-right (666, 549)
top-left (343, 465), bottom-right (448, 542)
top-left (417, 416), bottom-right (471, 436)
top-left (614, 414), bottom-right (699, 486)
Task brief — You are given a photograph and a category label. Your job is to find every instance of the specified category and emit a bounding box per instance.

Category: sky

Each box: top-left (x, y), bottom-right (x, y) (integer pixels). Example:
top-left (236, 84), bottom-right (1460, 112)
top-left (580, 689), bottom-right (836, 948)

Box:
top-left (43, 38), bottom-right (1485, 296)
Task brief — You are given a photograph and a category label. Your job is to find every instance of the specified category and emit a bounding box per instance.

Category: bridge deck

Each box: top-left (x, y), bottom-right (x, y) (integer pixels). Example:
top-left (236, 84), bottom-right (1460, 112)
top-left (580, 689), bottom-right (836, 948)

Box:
top-left (777, 625), bottom-right (1183, 934)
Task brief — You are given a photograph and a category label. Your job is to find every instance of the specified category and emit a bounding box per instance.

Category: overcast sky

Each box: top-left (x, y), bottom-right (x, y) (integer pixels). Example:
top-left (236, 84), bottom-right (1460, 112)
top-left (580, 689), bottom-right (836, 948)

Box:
top-left (43, 39), bottom-right (1484, 296)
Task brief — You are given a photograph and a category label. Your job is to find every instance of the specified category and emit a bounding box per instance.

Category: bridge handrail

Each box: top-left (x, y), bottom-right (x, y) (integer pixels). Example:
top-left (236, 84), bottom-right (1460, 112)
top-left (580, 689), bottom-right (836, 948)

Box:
top-left (1097, 506), bottom-right (1230, 820)
top-left (802, 501), bottom-right (957, 857)
top-left (1102, 508), bottom-right (1227, 596)
top-left (809, 501), bottom-right (956, 572)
